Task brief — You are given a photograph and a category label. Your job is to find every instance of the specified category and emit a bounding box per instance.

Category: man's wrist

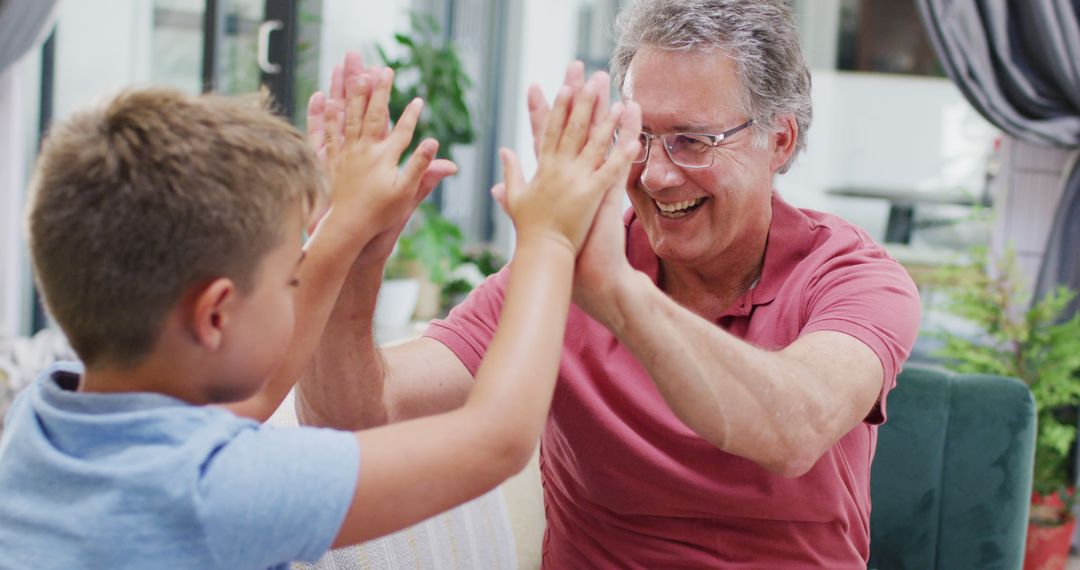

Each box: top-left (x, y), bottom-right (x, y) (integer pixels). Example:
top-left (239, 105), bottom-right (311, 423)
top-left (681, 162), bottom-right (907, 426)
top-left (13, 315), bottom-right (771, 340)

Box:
top-left (592, 267), bottom-right (650, 333)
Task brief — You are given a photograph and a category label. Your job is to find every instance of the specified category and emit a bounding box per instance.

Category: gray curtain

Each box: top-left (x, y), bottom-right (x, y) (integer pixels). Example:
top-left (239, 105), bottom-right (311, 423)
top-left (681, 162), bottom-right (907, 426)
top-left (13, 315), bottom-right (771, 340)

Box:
top-left (915, 0), bottom-right (1080, 314)
top-left (0, 0), bottom-right (59, 76)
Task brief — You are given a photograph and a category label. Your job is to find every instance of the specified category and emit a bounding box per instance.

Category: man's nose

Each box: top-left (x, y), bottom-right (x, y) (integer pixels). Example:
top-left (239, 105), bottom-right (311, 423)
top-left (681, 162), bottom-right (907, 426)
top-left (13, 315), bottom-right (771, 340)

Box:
top-left (640, 139), bottom-right (685, 192)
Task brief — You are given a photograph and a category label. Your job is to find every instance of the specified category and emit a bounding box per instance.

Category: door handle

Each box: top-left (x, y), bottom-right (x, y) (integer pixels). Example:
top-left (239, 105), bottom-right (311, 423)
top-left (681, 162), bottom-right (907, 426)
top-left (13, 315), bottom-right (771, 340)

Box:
top-left (257, 20), bottom-right (284, 74)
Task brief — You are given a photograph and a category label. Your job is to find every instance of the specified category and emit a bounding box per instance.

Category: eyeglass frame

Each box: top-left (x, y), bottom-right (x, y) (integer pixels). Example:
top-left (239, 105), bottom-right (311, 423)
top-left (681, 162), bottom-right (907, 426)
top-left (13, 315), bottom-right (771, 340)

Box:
top-left (630, 118), bottom-right (755, 169)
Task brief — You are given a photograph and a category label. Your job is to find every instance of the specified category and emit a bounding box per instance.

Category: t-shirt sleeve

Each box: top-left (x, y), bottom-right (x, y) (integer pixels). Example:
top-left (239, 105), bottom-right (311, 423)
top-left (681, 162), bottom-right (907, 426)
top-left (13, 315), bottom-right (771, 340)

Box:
top-left (197, 424), bottom-right (360, 567)
top-left (798, 243), bottom-right (921, 424)
top-left (423, 266), bottom-right (511, 376)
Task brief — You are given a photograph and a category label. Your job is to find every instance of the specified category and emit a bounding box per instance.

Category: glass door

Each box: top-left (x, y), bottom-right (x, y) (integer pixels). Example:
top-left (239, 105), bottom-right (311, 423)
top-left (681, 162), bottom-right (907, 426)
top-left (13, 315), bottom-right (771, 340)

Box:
top-left (151, 0), bottom-right (303, 119)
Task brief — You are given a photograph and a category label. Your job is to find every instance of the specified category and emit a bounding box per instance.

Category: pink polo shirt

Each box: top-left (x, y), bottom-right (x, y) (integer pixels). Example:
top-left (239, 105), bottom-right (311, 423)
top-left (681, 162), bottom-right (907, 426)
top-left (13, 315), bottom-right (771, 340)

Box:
top-left (425, 192), bottom-right (920, 568)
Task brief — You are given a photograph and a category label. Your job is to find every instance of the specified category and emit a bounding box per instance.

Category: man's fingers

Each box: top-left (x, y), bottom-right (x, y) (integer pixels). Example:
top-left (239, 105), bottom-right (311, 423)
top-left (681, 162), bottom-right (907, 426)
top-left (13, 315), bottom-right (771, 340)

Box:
top-left (618, 102), bottom-right (643, 152)
top-left (586, 72), bottom-right (612, 148)
top-left (387, 98), bottom-right (424, 155)
top-left (563, 60), bottom-right (585, 90)
top-left (344, 76), bottom-right (371, 143)
top-left (558, 79), bottom-right (600, 156)
top-left (527, 84), bottom-right (551, 158)
top-left (591, 71), bottom-right (611, 121)
top-left (324, 100), bottom-right (342, 164)
top-left (343, 51), bottom-right (365, 84)
top-left (595, 103), bottom-right (642, 182)
top-left (540, 86), bottom-right (572, 158)
top-left (363, 68), bottom-right (394, 140)
top-left (582, 102), bottom-right (625, 168)
top-left (307, 91), bottom-right (326, 151)
top-left (418, 159), bottom-right (458, 202)
top-left (330, 64), bottom-right (345, 103)
top-left (399, 139), bottom-right (439, 196)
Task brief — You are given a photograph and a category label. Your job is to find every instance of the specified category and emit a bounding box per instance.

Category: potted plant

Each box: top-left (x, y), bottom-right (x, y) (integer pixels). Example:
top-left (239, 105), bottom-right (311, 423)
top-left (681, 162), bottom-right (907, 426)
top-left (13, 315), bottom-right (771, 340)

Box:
top-left (375, 11), bottom-right (476, 321)
top-left (930, 246), bottom-right (1080, 570)
top-left (388, 202), bottom-right (465, 319)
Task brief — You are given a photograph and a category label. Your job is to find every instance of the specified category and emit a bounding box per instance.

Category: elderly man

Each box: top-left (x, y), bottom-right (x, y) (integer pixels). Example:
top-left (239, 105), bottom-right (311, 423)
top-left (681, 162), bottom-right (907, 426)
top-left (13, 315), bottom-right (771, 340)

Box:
top-left (300, 0), bottom-right (920, 567)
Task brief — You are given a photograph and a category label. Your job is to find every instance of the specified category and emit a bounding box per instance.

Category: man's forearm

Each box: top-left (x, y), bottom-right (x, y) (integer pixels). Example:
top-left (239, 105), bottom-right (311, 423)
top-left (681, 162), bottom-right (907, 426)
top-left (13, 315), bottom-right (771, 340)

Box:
top-left (296, 256), bottom-right (390, 430)
top-left (598, 272), bottom-right (876, 477)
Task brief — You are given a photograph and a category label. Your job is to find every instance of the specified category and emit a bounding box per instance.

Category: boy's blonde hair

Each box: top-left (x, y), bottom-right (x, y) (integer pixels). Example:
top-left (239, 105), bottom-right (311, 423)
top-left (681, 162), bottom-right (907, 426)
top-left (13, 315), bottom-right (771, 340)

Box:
top-left (26, 87), bottom-right (323, 368)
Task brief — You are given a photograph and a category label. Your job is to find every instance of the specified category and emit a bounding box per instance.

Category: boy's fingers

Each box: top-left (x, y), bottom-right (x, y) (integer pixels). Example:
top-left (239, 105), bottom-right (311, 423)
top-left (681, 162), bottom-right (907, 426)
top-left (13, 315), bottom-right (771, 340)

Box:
top-left (527, 84), bottom-right (551, 158)
top-left (559, 79), bottom-right (599, 156)
top-left (307, 91), bottom-right (326, 150)
top-left (363, 68), bottom-right (395, 140)
top-left (399, 139), bottom-right (439, 195)
top-left (582, 102), bottom-right (625, 167)
top-left (344, 76), bottom-right (370, 143)
top-left (540, 86), bottom-right (572, 158)
top-left (387, 98), bottom-right (424, 155)
top-left (499, 148), bottom-right (526, 194)
top-left (490, 183), bottom-right (510, 215)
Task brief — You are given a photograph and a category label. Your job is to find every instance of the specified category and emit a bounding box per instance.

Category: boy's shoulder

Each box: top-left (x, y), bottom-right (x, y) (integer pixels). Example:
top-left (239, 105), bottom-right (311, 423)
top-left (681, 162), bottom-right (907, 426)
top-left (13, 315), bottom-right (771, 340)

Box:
top-left (0, 363), bottom-right (359, 568)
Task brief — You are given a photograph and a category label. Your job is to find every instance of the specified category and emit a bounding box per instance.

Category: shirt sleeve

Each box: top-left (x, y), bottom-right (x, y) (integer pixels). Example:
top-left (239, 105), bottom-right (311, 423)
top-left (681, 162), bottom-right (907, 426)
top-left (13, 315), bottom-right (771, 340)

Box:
top-left (798, 242), bottom-right (921, 424)
top-left (423, 266), bottom-right (511, 376)
top-left (196, 424), bottom-right (360, 567)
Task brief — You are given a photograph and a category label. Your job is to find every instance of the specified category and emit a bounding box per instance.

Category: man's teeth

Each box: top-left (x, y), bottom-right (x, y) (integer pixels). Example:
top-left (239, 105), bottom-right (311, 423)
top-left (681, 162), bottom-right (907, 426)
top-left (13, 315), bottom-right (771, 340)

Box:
top-left (655, 198), bottom-right (703, 213)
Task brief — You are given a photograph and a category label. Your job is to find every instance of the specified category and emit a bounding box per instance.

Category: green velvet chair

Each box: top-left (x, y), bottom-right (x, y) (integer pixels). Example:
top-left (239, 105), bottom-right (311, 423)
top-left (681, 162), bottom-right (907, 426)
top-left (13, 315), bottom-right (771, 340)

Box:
top-left (868, 364), bottom-right (1036, 570)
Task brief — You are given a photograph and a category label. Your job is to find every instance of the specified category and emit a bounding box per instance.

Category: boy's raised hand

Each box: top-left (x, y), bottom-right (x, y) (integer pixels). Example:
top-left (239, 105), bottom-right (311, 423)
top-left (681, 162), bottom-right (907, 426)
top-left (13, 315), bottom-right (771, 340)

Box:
top-left (496, 74), bottom-right (641, 254)
top-left (321, 67), bottom-right (436, 246)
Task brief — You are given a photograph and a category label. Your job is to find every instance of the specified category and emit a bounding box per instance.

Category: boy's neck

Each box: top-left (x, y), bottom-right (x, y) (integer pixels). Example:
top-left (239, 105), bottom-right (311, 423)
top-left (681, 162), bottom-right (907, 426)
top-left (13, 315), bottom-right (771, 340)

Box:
top-left (79, 352), bottom-right (208, 405)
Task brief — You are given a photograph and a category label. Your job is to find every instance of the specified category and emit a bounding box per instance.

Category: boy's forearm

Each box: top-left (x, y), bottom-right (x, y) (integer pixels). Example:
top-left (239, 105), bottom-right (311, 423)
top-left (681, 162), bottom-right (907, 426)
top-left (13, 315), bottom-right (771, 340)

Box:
top-left (466, 234), bottom-right (575, 443)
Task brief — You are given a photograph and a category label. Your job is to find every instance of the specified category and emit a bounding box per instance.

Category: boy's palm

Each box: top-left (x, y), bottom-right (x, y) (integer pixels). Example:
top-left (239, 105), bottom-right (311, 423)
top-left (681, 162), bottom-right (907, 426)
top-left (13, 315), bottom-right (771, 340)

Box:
top-left (323, 69), bottom-right (437, 245)
top-left (499, 82), bottom-right (641, 253)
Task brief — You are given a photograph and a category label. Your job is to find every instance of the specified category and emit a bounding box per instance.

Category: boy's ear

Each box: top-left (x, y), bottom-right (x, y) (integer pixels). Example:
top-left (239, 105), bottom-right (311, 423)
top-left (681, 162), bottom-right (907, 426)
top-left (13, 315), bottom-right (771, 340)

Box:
top-left (188, 278), bottom-right (236, 351)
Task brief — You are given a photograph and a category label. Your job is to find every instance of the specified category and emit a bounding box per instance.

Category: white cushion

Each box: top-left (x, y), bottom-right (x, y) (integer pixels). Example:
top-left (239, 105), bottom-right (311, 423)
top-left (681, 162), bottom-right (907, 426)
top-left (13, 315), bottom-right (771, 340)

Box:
top-left (268, 392), bottom-right (518, 570)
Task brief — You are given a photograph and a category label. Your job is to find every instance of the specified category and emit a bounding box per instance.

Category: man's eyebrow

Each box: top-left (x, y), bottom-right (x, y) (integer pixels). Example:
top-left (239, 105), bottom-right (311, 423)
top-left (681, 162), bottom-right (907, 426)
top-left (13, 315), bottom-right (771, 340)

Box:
top-left (671, 123), bottom-right (721, 132)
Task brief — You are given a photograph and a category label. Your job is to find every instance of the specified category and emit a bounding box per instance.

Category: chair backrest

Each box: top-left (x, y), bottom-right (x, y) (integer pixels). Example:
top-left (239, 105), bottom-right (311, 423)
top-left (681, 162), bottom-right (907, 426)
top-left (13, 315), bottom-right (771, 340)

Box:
top-left (869, 364), bottom-right (1036, 570)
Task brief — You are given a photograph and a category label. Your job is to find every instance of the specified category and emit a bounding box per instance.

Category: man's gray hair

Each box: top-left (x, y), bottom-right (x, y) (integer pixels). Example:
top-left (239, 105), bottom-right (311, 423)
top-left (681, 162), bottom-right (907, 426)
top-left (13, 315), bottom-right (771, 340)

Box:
top-left (611, 0), bottom-right (812, 173)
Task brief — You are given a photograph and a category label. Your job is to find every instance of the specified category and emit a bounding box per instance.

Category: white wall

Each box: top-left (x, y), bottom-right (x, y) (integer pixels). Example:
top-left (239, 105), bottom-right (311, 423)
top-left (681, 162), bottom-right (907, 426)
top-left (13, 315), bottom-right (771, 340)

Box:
top-left (317, 0), bottom-right (412, 92)
top-left (777, 70), bottom-right (999, 242)
top-left (53, 0), bottom-right (153, 119)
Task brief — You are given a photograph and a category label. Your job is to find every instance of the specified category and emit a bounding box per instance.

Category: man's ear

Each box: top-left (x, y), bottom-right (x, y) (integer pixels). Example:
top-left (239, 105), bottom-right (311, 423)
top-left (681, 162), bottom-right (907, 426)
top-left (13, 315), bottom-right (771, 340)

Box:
top-left (769, 114), bottom-right (798, 173)
top-left (187, 278), bottom-right (236, 351)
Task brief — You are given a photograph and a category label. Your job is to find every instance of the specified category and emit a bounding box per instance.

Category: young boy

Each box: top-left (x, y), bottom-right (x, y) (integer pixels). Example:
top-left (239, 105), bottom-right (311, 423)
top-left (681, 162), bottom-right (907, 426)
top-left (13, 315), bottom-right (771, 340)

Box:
top-left (0, 61), bottom-right (641, 569)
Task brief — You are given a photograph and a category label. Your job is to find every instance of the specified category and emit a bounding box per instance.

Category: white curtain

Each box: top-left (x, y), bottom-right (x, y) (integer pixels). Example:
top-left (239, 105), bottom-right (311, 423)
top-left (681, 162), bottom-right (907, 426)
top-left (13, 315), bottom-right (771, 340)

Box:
top-left (0, 62), bottom-right (29, 337)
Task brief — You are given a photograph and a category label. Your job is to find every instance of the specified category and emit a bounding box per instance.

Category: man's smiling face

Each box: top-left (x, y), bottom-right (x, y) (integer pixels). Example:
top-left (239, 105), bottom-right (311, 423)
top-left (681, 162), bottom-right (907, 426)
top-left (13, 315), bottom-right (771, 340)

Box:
top-left (623, 46), bottom-right (785, 269)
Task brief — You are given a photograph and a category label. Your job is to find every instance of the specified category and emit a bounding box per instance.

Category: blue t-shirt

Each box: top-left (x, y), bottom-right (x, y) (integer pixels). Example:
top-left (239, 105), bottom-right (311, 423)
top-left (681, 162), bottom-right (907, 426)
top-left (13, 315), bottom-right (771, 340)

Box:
top-left (0, 362), bottom-right (360, 570)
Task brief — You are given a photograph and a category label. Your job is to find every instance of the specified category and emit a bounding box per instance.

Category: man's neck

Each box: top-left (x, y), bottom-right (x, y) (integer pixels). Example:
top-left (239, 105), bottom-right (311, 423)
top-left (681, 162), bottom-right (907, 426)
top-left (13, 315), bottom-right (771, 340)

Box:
top-left (660, 228), bottom-right (769, 320)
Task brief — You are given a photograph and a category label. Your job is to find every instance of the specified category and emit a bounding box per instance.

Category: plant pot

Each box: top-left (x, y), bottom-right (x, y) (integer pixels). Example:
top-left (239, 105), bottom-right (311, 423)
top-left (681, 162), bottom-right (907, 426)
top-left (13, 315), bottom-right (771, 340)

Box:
top-left (375, 278), bottom-right (420, 334)
top-left (1024, 518), bottom-right (1076, 570)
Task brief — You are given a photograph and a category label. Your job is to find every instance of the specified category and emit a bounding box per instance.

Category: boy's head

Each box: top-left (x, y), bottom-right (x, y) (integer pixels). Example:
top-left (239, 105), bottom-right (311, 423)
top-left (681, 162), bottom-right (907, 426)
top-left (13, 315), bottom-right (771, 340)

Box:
top-left (27, 88), bottom-right (322, 371)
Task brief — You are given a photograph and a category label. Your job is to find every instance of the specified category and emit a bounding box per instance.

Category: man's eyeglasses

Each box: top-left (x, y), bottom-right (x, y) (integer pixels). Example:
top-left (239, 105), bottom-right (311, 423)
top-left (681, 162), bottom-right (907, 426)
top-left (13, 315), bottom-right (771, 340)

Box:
top-left (627, 119), bottom-right (754, 169)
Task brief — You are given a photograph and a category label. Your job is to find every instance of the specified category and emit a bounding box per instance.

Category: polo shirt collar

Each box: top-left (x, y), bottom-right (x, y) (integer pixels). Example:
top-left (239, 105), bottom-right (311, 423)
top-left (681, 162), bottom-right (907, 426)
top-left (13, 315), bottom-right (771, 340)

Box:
top-left (623, 192), bottom-right (814, 313)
